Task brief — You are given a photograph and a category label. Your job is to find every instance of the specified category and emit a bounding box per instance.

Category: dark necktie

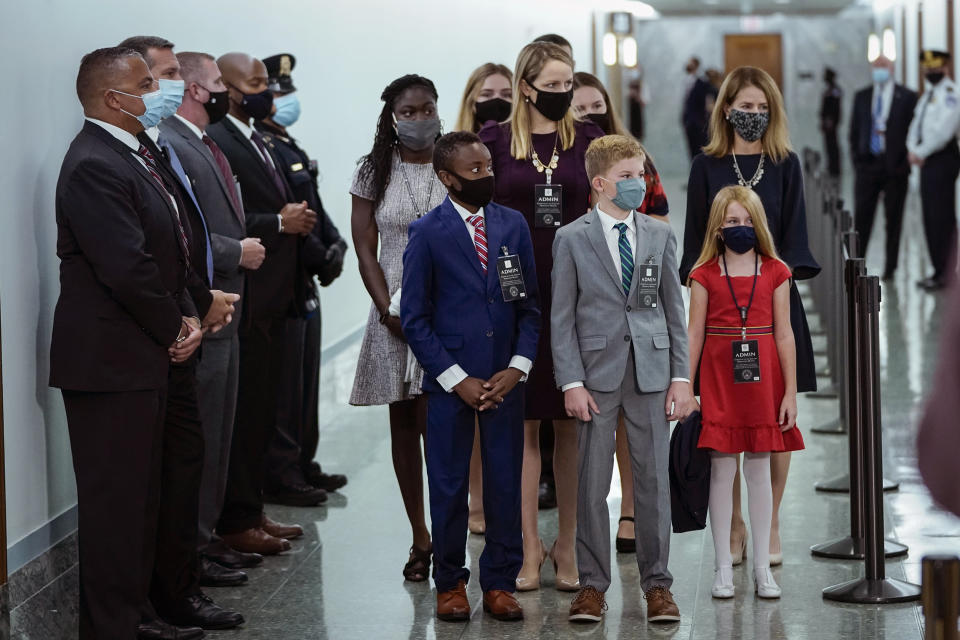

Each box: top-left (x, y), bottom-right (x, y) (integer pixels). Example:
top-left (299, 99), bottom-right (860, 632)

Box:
top-left (202, 134), bottom-right (244, 220)
top-left (251, 131), bottom-right (289, 198)
top-left (138, 144), bottom-right (190, 261)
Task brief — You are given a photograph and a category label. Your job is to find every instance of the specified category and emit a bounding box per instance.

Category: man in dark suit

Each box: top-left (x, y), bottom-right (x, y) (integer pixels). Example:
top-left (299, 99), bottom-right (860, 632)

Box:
top-left (207, 52), bottom-right (321, 553)
top-left (52, 46), bottom-right (203, 640)
top-left (119, 36), bottom-right (245, 635)
top-left (819, 67), bottom-right (843, 179)
top-left (401, 132), bottom-right (540, 622)
top-left (681, 57), bottom-right (715, 162)
top-left (849, 54), bottom-right (917, 280)
top-left (256, 53), bottom-right (349, 502)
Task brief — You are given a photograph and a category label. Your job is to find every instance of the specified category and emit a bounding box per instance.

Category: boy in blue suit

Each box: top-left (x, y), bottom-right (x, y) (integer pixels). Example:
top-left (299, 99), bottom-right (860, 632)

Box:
top-left (401, 132), bottom-right (540, 623)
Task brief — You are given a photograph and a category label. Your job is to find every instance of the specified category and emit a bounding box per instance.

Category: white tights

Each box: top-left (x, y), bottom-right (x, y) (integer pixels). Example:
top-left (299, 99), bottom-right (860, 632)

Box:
top-left (709, 452), bottom-right (773, 569)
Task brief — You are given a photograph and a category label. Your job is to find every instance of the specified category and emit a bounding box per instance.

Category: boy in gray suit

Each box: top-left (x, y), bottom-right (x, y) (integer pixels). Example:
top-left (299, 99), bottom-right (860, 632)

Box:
top-left (551, 135), bottom-right (694, 624)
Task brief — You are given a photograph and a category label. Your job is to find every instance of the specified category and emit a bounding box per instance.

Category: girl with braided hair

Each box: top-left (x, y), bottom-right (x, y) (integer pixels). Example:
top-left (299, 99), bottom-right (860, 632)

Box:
top-left (349, 74), bottom-right (446, 581)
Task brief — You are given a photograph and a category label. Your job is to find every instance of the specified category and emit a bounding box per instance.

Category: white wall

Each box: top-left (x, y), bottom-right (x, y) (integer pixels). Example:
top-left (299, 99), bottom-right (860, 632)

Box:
top-left (0, 0), bottom-right (596, 567)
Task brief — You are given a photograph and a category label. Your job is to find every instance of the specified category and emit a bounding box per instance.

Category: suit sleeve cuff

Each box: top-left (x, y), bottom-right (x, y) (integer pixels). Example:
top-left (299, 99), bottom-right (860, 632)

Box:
top-left (561, 381), bottom-right (584, 392)
top-left (671, 377), bottom-right (691, 383)
top-left (438, 364), bottom-right (468, 393)
top-left (509, 355), bottom-right (532, 382)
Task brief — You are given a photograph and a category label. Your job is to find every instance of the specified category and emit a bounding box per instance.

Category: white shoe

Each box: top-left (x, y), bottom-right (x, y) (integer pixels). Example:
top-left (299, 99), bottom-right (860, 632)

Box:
top-left (711, 565), bottom-right (735, 599)
top-left (754, 567), bottom-right (781, 599)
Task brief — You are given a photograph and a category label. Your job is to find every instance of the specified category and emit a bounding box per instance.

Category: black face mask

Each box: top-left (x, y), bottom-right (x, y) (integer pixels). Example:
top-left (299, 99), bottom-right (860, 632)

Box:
top-left (233, 87), bottom-right (274, 121)
top-left (586, 112), bottom-right (612, 134)
top-left (448, 172), bottom-right (495, 208)
top-left (474, 98), bottom-right (512, 126)
top-left (926, 71), bottom-right (945, 85)
top-left (531, 87), bottom-right (573, 122)
top-left (202, 88), bottom-right (230, 124)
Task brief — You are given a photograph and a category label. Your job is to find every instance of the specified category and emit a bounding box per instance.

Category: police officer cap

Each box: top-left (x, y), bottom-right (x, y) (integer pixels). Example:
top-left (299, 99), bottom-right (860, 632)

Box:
top-left (920, 49), bottom-right (950, 68)
top-left (263, 53), bottom-right (296, 92)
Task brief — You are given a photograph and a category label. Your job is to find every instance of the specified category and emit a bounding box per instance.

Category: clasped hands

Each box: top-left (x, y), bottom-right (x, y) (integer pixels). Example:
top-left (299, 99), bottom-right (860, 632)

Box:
top-left (453, 368), bottom-right (524, 411)
top-left (564, 380), bottom-right (698, 422)
top-left (280, 201), bottom-right (317, 235)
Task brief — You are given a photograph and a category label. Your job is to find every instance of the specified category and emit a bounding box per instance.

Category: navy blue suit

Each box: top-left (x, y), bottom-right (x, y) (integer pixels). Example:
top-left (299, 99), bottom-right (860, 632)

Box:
top-left (401, 197), bottom-right (540, 592)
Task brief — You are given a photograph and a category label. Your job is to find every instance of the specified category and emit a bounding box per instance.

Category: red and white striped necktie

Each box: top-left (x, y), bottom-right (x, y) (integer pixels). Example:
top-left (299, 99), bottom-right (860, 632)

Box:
top-left (467, 214), bottom-right (488, 274)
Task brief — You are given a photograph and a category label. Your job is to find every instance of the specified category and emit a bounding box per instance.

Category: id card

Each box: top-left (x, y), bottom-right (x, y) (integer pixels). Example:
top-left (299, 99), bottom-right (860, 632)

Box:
top-left (497, 254), bottom-right (527, 302)
top-left (636, 263), bottom-right (660, 309)
top-left (732, 340), bottom-right (761, 383)
top-left (534, 184), bottom-right (562, 228)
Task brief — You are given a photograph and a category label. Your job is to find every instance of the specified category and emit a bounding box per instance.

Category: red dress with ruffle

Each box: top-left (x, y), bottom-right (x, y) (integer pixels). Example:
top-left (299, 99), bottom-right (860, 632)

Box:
top-left (690, 257), bottom-right (805, 454)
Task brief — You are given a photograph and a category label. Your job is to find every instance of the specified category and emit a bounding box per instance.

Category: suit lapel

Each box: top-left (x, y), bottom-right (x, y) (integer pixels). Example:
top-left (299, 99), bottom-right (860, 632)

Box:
top-left (438, 198), bottom-right (486, 283)
top-left (169, 118), bottom-right (244, 223)
top-left (628, 212), bottom-right (651, 298)
top-left (585, 208), bottom-right (625, 296)
top-left (222, 117), bottom-right (278, 189)
top-left (484, 205), bottom-right (504, 294)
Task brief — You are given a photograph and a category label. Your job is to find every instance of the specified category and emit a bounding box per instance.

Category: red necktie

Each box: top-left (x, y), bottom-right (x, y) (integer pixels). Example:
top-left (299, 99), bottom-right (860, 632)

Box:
top-left (138, 144), bottom-right (190, 261)
top-left (467, 214), bottom-right (488, 274)
top-left (251, 131), bottom-right (289, 199)
top-left (202, 134), bottom-right (244, 222)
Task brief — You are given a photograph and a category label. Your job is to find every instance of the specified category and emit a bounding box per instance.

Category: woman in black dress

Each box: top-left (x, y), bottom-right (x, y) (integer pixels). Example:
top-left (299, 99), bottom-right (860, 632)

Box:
top-left (680, 66), bottom-right (820, 569)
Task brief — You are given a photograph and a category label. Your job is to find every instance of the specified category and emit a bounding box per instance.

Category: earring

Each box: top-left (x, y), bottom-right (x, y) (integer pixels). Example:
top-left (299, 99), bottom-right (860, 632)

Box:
top-left (525, 96), bottom-right (530, 103)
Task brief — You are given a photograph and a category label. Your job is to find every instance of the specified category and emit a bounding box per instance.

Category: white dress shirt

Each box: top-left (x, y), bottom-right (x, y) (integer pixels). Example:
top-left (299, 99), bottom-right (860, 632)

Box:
top-left (435, 197), bottom-right (533, 393)
top-left (871, 79), bottom-right (895, 152)
top-left (907, 77), bottom-right (960, 160)
top-left (561, 205), bottom-right (689, 392)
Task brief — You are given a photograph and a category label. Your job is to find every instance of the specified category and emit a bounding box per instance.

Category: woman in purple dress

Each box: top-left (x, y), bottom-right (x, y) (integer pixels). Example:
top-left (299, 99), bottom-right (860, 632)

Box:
top-left (480, 42), bottom-right (603, 591)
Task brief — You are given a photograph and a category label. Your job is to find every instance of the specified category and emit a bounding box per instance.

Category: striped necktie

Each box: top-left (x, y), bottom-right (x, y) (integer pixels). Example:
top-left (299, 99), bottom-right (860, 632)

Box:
top-left (614, 222), bottom-right (634, 295)
top-left (137, 144), bottom-right (190, 261)
top-left (467, 214), bottom-right (488, 274)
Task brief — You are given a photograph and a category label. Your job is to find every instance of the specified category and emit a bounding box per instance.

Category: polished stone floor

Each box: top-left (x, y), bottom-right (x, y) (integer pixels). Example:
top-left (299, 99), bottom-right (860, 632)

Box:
top-left (194, 173), bottom-right (960, 640)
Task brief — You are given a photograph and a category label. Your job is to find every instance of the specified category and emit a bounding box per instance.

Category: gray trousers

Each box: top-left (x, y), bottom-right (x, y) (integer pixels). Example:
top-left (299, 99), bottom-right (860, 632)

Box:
top-left (195, 334), bottom-right (240, 547)
top-left (576, 351), bottom-right (673, 593)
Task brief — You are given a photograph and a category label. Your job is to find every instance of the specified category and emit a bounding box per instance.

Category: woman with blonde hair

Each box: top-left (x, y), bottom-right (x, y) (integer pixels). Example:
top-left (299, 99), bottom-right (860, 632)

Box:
top-left (455, 63), bottom-right (513, 133)
top-left (479, 41), bottom-right (604, 592)
top-left (679, 66), bottom-right (819, 570)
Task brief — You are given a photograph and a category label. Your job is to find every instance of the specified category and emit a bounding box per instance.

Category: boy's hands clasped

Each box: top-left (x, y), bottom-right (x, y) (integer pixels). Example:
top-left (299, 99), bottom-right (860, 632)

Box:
top-left (454, 368), bottom-right (524, 411)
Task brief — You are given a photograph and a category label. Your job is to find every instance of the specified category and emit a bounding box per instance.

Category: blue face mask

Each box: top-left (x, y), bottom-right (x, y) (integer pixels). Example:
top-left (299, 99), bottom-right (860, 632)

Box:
top-left (872, 67), bottom-right (891, 85)
top-left (111, 88), bottom-right (166, 129)
top-left (602, 176), bottom-right (647, 212)
top-left (157, 78), bottom-right (185, 120)
top-left (721, 225), bottom-right (757, 254)
top-left (272, 93), bottom-right (301, 127)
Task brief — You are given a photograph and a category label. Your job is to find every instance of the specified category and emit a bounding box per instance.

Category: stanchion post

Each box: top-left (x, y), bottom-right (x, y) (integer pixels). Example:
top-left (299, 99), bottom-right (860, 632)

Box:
top-left (922, 555), bottom-right (960, 640)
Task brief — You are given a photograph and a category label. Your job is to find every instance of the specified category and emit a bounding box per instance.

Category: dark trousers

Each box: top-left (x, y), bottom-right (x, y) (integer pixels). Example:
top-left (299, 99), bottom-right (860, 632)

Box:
top-left (824, 129), bottom-right (841, 177)
top-left (426, 387), bottom-right (524, 593)
top-left (151, 363), bottom-right (204, 612)
top-left (684, 122), bottom-right (707, 160)
top-left (265, 316), bottom-right (309, 488)
top-left (299, 309), bottom-right (322, 468)
top-left (920, 145), bottom-right (960, 279)
top-left (218, 316), bottom-right (286, 533)
top-left (854, 158), bottom-right (909, 274)
top-left (64, 388), bottom-right (166, 640)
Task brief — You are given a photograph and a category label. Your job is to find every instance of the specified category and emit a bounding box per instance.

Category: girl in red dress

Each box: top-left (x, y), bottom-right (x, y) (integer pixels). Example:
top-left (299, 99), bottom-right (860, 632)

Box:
top-left (687, 186), bottom-right (804, 600)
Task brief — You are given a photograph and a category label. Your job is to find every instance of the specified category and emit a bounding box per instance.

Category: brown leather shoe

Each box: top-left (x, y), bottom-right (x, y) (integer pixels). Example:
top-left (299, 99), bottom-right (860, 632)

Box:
top-left (568, 586), bottom-right (607, 623)
top-left (644, 586), bottom-right (681, 623)
top-left (436, 580), bottom-right (470, 622)
top-left (220, 527), bottom-right (291, 555)
top-left (482, 590), bottom-right (523, 621)
top-left (261, 514), bottom-right (303, 540)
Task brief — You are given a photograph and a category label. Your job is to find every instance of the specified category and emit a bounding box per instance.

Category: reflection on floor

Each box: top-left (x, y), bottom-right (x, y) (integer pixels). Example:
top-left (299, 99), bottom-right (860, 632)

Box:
top-left (42, 173), bottom-right (960, 639)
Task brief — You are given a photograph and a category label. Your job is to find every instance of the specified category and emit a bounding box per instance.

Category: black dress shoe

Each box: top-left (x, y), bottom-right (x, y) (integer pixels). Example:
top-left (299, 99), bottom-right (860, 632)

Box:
top-left (917, 276), bottom-right (946, 291)
top-left (200, 557), bottom-right (248, 587)
top-left (163, 593), bottom-right (245, 630)
top-left (305, 463), bottom-right (348, 492)
top-left (202, 540), bottom-right (263, 569)
top-left (264, 482), bottom-right (328, 507)
top-left (137, 619), bottom-right (204, 640)
top-left (538, 479), bottom-right (557, 510)
top-left (881, 269), bottom-right (894, 281)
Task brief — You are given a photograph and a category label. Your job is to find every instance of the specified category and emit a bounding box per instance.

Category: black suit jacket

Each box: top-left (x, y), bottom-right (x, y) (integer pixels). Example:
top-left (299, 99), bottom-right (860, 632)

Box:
top-left (207, 117), bottom-right (302, 323)
top-left (682, 77), bottom-right (715, 128)
top-left (50, 120), bottom-right (194, 392)
top-left (849, 83), bottom-right (918, 174)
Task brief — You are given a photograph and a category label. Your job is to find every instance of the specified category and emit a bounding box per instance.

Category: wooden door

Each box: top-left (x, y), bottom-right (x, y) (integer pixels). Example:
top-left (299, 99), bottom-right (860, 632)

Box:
top-left (724, 34), bottom-right (784, 88)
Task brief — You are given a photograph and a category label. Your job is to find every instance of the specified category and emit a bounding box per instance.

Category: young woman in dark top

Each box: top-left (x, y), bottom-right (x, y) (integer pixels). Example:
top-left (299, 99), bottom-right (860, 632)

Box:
top-left (479, 42), bottom-right (604, 591)
top-left (679, 66), bottom-right (820, 569)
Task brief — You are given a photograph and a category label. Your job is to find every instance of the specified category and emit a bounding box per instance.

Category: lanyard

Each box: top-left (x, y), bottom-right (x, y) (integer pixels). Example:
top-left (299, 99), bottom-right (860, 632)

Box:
top-left (721, 253), bottom-right (759, 340)
top-left (396, 148), bottom-right (435, 221)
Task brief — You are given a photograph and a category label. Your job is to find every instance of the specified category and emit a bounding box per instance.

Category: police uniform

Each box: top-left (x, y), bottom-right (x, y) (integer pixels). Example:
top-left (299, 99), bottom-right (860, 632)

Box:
top-left (908, 50), bottom-right (960, 289)
top-left (820, 67), bottom-right (843, 178)
top-left (256, 53), bottom-right (349, 493)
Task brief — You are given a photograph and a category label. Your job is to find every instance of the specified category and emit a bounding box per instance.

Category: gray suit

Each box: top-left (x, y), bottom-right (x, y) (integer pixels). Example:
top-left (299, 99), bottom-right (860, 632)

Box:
top-left (159, 116), bottom-right (246, 548)
top-left (551, 208), bottom-right (689, 593)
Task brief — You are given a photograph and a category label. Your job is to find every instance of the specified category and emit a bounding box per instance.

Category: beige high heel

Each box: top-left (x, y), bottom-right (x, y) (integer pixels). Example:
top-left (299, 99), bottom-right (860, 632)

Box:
top-left (549, 539), bottom-right (580, 592)
top-left (515, 538), bottom-right (547, 591)
top-left (731, 532), bottom-right (747, 566)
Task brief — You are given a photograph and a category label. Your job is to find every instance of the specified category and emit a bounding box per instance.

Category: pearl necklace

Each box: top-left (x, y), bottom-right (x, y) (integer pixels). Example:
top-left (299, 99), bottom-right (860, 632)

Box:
top-left (732, 151), bottom-right (765, 188)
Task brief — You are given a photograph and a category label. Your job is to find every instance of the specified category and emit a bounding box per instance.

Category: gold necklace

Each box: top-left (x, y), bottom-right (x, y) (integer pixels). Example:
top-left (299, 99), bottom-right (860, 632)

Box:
top-left (531, 132), bottom-right (560, 184)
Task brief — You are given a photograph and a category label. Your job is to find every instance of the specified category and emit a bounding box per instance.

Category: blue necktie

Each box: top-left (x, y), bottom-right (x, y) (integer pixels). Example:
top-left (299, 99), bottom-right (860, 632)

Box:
top-left (159, 135), bottom-right (215, 286)
top-left (870, 89), bottom-right (884, 155)
top-left (614, 222), bottom-right (634, 295)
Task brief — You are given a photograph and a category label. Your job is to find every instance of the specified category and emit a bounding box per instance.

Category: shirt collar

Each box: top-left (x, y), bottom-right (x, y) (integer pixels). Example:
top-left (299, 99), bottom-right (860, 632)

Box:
top-left (227, 113), bottom-right (254, 139)
top-left (596, 205), bottom-right (634, 234)
top-left (85, 117), bottom-right (140, 152)
top-left (174, 113), bottom-right (205, 140)
top-left (145, 126), bottom-right (161, 144)
top-left (449, 196), bottom-right (484, 222)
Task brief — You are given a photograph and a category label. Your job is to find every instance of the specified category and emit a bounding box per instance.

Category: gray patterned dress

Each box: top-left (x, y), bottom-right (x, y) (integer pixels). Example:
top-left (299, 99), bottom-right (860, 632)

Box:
top-left (349, 153), bottom-right (446, 406)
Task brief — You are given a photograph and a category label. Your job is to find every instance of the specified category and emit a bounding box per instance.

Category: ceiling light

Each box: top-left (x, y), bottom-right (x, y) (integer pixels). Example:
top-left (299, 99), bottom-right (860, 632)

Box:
top-left (867, 33), bottom-right (880, 62)
top-left (882, 28), bottom-right (897, 61)
top-left (622, 36), bottom-right (638, 67)
top-left (603, 33), bottom-right (618, 66)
